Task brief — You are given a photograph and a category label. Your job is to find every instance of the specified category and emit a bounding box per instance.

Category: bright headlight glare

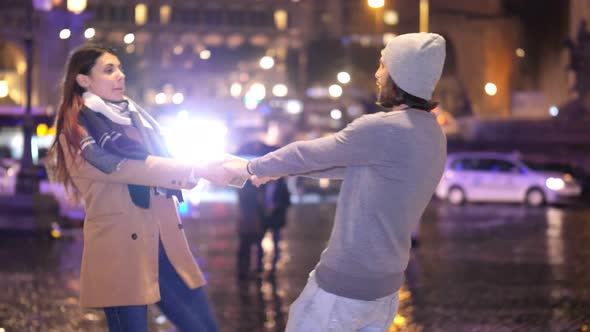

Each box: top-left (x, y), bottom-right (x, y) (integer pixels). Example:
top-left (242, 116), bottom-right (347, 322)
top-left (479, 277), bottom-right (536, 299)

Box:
top-left (545, 177), bottom-right (565, 191)
top-left (163, 119), bottom-right (227, 162)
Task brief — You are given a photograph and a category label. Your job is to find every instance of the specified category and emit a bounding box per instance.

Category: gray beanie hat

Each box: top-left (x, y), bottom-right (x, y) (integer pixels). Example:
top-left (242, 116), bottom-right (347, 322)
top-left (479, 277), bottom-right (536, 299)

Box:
top-left (382, 33), bottom-right (446, 100)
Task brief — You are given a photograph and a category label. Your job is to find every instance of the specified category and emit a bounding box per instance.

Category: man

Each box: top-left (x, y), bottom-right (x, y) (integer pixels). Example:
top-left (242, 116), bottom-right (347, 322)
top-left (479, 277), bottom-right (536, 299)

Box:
top-left (225, 33), bottom-right (447, 331)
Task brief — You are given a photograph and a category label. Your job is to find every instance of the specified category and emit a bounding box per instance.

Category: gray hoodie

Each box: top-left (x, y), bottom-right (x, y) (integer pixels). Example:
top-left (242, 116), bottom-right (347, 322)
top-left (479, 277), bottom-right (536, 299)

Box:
top-left (250, 109), bottom-right (446, 300)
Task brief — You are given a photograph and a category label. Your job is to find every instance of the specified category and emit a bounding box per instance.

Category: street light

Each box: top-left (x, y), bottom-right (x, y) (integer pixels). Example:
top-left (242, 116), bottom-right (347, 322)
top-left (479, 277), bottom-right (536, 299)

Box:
top-left (419, 0), bottom-right (429, 32)
top-left (67, 0), bottom-right (87, 14)
top-left (367, 0), bottom-right (384, 34)
top-left (0, 80), bottom-right (8, 98)
top-left (368, 0), bottom-right (384, 9)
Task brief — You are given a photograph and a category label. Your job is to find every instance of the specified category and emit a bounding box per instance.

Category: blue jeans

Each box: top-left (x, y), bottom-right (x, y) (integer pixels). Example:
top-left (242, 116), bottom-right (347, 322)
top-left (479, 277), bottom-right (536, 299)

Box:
top-left (103, 241), bottom-right (219, 332)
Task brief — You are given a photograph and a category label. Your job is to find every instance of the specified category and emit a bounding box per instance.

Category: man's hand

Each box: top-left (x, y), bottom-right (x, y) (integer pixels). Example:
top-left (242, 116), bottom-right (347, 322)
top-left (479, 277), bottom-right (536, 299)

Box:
top-left (251, 175), bottom-right (281, 187)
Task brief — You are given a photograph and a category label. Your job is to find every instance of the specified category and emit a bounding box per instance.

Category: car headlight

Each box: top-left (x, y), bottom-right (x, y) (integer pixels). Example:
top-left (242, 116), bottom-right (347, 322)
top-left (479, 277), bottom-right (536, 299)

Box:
top-left (545, 177), bottom-right (565, 191)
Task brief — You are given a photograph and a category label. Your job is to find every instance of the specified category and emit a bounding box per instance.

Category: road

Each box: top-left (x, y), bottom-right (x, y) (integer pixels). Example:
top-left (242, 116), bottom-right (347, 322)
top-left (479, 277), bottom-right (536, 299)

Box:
top-left (0, 198), bottom-right (589, 331)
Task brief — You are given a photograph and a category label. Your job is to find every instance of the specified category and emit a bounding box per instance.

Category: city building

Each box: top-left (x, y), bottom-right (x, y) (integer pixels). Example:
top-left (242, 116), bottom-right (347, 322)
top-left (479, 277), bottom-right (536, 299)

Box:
top-left (1, 0), bottom-right (590, 159)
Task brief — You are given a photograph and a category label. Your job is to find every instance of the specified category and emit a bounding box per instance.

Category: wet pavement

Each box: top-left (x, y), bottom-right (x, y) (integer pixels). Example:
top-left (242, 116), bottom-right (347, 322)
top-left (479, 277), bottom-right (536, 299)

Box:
top-left (1, 198), bottom-right (590, 331)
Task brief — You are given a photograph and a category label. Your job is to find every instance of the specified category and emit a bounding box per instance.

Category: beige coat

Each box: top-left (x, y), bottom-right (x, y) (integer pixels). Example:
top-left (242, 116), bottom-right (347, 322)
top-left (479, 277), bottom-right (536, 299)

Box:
top-left (60, 135), bottom-right (205, 308)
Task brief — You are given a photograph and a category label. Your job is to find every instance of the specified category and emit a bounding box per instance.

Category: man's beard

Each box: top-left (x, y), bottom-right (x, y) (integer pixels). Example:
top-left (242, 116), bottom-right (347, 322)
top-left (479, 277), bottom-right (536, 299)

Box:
top-left (376, 78), bottom-right (396, 108)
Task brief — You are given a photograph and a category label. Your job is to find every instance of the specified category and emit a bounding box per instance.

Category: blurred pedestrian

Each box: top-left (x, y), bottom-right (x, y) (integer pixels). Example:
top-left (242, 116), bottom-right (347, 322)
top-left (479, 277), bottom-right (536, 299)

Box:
top-left (235, 141), bottom-right (270, 280)
top-left (258, 176), bottom-right (291, 274)
top-left (236, 179), bottom-right (266, 280)
top-left (47, 44), bottom-right (229, 332)
top-left (224, 33), bottom-right (447, 331)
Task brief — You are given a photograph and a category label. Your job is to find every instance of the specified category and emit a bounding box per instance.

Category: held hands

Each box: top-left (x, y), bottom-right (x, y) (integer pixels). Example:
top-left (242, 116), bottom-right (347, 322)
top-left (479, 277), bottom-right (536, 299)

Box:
top-left (221, 157), bottom-right (282, 187)
top-left (194, 156), bottom-right (284, 188)
top-left (193, 159), bottom-right (235, 186)
top-left (250, 174), bottom-right (281, 187)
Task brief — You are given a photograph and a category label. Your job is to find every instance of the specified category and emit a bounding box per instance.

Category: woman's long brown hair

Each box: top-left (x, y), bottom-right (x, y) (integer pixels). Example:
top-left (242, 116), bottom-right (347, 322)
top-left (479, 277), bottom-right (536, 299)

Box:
top-left (47, 45), bottom-right (115, 194)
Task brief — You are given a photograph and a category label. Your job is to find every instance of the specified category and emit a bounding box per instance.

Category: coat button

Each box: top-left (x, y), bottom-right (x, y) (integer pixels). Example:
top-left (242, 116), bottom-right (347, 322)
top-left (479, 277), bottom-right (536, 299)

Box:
top-left (131, 233), bottom-right (138, 240)
top-left (178, 224), bottom-right (184, 230)
top-left (171, 180), bottom-right (177, 185)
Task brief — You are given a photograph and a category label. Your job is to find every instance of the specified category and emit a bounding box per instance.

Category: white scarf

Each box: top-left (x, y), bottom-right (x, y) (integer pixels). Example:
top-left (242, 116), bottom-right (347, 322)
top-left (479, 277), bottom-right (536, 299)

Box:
top-left (82, 91), bottom-right (159, 130)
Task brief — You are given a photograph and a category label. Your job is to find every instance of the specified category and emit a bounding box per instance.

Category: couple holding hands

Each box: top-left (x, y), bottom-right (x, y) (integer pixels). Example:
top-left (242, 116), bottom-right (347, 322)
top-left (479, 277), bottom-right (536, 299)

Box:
top-left (49, 32), bottom-right (447, 331)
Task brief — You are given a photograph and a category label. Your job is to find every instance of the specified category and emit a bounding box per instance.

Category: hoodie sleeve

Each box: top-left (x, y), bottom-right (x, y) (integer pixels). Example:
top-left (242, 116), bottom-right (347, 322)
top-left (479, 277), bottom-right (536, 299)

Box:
top-left (249, 115), bottom-right (384, 177)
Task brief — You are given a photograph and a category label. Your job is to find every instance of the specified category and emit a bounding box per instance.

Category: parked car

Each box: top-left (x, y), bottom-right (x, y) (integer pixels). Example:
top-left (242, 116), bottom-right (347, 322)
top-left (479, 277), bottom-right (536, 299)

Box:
top-left (522, 161), bottom-right (590, 198)
top-left (436, 152), bottom-right (582, 206)
top-left (0, 161), bottom-right (85, 220)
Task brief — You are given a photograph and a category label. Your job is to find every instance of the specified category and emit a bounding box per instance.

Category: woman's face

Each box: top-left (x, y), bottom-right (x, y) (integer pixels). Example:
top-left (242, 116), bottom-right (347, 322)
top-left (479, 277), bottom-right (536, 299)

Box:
top-left (76, 52), bottom-right (125, 101)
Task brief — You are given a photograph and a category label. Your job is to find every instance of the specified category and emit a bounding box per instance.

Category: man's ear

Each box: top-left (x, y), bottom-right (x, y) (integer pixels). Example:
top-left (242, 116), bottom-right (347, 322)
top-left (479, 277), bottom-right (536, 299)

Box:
top-left (76, 74), bottom-right (90, 89)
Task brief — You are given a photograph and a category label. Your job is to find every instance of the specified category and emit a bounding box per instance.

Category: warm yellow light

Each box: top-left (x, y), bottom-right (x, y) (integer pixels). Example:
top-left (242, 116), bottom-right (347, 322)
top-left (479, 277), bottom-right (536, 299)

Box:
top-left (135, 4), bottom-right (148, 26)
top-left (259, 56), bottom-right (275, 70)
top-left (272, 84), bottom-right (288, 97)
top-left (173, 45), bottom-right (184, 55)
top-left (172, 92), bottom-right (184, 104)
top-left (319, 178), bottom-right (330, 189)
top-left (516, 48), bottom-right (525, 58)
top-left (420, 0), bottom-right (429, 32)
top-left (155, 92), bottom-right (167, 104)
top-left (393, 314), bottom-right (406, 326)
top-left (274, 10), bottom-right (288, 30)
top-left (384, 10), bottom-right (399, 25)
top-left (337, 72), bottom-right (351, 84)
top-left (230, 83), bottom-right (242, 97)
top-left (368, 0), bottom-right (384, 9)
top-left (200, 50), bottom-right (211, 60)
top-left (485, 82), bottom-right (497, 96)
top-left (59, 29), bottom-right (71, 40)
top-left (36, 124), bottom-right (49, 137)
top-left (328, 84), bottom-right (343, 98)
top-left (160, 5), bottom-right (171, 25)
top-left (84, 27), bottom-right (95, 39)
top-left (248, 83), bottom-right (266, 100)
top-left (0, 80), bottom-right (8, 98)
top-left (67, 0), bottom-right (87, 14)
top-left (330, 109), bottom-right (342, 120)
top-left (17, 61), bottom-right (27, 74)
top-left (286, 100), bottom-right (302, 114)
top-left (123, 33), bottom-right (135, 44)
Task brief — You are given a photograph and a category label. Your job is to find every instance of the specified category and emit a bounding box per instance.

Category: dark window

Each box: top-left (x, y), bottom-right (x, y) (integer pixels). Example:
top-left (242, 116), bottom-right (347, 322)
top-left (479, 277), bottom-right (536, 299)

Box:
top-left (110, 5), bottom-right (132, 23)
top-left (250, 11), bottom-right (272, 27)
top-left (148, 4), bottom-right (159, 23)
top-left (491, 160), bottom-right (518, 173)
top-left (171, 7), bottom-right (200, 24)
top-left (204, 9), bottom-right (223, 25)
top-left (227, 10), bottom-right (245, 26)
top-left (452, 158), bottom-right (518, 172)
top-left (451, 158), bottom-right (477, 170)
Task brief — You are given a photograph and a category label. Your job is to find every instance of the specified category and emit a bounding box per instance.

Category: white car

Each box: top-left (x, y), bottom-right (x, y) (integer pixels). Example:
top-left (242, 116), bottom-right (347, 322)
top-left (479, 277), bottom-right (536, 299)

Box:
top-left (436, 152), bottom-right (582, 206)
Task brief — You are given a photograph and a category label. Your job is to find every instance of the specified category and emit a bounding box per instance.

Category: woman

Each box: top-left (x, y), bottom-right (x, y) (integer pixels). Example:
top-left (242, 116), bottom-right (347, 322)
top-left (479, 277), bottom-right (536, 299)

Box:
top-left (48, 44), bottom-right (225, 331)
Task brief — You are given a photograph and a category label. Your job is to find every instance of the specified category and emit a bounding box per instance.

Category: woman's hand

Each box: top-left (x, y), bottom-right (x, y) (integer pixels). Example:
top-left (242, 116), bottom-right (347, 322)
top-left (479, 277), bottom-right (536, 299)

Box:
top-left (193, 160), bottom-right (235, 186)
top-left (222, 158), bottom-right (250, 179)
